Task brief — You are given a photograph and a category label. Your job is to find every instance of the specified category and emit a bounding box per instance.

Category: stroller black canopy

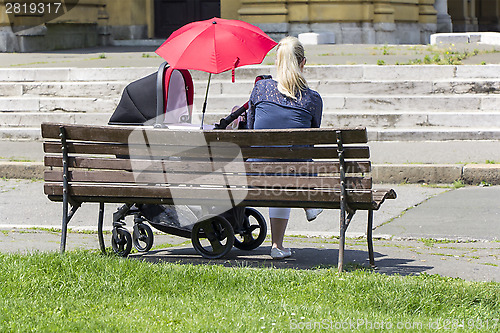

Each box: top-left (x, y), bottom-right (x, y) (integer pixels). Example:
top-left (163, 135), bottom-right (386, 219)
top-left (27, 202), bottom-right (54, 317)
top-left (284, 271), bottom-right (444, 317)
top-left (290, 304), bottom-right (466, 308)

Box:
top-left (109, 63), bottom-right (193, 126)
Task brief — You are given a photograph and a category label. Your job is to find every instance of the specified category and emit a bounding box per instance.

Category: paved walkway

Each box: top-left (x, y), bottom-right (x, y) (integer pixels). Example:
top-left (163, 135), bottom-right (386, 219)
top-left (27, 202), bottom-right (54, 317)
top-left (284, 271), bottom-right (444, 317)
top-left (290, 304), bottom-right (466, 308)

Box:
top-left (0, 179), bottom-right (498, 282)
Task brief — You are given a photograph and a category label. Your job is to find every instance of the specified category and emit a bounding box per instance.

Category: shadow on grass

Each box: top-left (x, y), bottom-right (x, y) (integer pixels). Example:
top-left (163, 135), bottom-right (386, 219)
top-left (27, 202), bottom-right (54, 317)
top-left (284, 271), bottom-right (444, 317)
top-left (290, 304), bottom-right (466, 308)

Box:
top-left (129, 245), bottom-right (433, 276)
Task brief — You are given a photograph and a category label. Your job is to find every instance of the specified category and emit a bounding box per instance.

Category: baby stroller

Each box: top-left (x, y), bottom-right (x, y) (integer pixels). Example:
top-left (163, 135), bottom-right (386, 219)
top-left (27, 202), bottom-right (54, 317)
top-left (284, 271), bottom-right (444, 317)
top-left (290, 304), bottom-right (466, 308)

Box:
top-left (106, 62), bottom-right (267, 259)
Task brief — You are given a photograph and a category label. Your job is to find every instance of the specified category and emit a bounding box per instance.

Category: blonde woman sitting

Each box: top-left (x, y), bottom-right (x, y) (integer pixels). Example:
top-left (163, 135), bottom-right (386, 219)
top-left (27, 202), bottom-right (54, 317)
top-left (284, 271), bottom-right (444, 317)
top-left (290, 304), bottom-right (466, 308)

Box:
top-left (247, 36), bottom-right (323, 259)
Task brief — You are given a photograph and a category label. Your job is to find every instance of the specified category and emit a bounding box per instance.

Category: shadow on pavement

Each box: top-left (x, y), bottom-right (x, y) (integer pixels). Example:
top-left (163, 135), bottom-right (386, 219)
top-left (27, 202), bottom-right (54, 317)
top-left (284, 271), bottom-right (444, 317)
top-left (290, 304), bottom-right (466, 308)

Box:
top-left (130, 246), bottom-right (433, 276)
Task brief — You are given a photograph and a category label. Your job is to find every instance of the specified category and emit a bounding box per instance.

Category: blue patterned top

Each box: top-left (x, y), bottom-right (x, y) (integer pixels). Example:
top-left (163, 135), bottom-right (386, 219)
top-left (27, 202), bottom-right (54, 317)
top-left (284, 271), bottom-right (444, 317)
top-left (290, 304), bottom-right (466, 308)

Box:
top-left (247, 79), bottom-right (323, 130)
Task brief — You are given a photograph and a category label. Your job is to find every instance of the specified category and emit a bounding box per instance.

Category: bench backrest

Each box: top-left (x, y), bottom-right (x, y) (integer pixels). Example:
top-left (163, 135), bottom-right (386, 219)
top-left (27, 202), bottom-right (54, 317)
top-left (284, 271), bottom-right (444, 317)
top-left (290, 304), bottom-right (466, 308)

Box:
top-left (42, 123), bottom-right (386, 210)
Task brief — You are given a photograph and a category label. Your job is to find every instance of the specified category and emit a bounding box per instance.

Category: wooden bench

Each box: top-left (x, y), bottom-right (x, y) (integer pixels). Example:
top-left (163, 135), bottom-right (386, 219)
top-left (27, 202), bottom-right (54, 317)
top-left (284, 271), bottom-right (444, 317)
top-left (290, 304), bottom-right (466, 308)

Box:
top-left (42, 122), bottom-right (396, 272)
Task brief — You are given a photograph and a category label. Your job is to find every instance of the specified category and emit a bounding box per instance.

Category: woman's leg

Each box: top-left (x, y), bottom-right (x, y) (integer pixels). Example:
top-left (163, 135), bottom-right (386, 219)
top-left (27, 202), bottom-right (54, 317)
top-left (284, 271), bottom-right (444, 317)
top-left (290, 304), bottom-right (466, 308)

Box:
top-left (269, 208), bottom-right (291, 250)
top-left (270, 218), bottom-right (288, 249)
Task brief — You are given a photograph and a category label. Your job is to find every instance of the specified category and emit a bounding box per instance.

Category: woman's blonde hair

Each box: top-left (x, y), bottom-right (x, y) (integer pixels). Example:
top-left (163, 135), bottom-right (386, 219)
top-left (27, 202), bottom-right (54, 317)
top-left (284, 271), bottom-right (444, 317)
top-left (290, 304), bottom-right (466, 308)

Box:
top-left (276, 36), bottom-right (308, 100)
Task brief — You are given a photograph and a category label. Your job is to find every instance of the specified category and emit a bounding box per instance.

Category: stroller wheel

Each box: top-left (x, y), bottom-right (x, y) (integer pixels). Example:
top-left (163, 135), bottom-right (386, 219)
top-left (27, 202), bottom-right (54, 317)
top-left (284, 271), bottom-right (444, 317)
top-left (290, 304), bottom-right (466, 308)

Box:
top-left (111, 227), bottom-right (132, 257)
top-left (234, 208), bottom-right (267, 251)
top-left (191, 215), bottom-right (234, 259)
top-left (132, 223), bottom-right (154, 252)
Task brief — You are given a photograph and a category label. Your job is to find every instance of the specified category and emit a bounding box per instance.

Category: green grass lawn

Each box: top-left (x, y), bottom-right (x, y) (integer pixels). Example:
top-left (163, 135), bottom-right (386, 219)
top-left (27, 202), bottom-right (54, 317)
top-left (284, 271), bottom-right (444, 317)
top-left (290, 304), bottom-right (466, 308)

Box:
top-left (0, 251), bottom-right (498, 332)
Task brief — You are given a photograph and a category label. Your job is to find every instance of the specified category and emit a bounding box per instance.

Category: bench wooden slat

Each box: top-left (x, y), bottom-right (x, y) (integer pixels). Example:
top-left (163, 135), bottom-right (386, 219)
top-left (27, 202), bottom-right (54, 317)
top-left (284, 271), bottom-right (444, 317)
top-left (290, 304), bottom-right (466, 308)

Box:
top-left (46, 194), bottom-right (383, 210)
top-left (44, 156), bottom-right (372, 174)
top-left (373, 188), bottom-right (397, 200)
top-left (43, 142), bottom-right (370, 159)
top-left (371, 189), bottom-right (398, 210)
top-left (44, 183), bottom-right (375, 207)
top-left (41, 123), bottom-right (368, 145)
top-left (47, 194), bottom-right (378, 209)
top-left (44, 170), bottom-right (372, 189)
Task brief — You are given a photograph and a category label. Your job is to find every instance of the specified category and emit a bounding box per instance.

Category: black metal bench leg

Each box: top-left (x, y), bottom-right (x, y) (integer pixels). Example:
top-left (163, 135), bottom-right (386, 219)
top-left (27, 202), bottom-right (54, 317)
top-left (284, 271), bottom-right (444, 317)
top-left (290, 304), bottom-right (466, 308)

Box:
top-left (60, 204), bottom-right (80, 254)
top-left (338, 201), bottom-right (346, 273)
top-left (98, 202), bottom-right (106, 254)
top-left (60, 189), bottom-right (69, 254)
top-left (338, 208), bottom-right (356, 273)
top-left (60, 125), bottom-right (81, 254)
top-left (367, 210), bottom-right (376, 268)
top-left (336, 129), bottom-right (348, 273)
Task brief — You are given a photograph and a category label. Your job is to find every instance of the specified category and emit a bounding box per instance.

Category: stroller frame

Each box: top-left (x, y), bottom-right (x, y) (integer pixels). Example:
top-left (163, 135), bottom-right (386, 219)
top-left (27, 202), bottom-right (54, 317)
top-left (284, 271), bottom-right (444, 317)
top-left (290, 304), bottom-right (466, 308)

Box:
top-left (108, 203), bottom-right (267, 259)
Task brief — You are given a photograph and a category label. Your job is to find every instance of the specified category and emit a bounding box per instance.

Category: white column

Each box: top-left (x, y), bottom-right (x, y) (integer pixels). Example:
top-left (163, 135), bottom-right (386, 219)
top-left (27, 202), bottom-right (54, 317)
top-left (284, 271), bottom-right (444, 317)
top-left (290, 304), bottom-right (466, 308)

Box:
top-left (434, 0), bottom-right (453, 32)
top-left (0, 26), bottom-right (19, 52)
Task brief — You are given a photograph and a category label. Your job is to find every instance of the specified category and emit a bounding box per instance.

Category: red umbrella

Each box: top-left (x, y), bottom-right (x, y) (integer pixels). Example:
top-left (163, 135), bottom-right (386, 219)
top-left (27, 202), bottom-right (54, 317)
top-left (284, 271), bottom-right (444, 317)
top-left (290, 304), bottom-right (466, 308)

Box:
top-left (156, 17), bottom-right (276, 79)
top-left (155, 17), bottom-right (277, 128)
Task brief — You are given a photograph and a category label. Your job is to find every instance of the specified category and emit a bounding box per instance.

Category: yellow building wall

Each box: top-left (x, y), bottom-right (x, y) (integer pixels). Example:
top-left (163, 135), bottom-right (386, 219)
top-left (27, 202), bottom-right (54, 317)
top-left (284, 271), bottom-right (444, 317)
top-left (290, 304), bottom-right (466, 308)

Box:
top-left (237, 0), bottom-right (288, 24)
top-left (0, 0), bottom-right (106, 27)
top-left (392, 0), bottom-right (420, 22)
top-left (232, 0), bottom-right (437, 44)
top-left (8, 0), bottom-right (499, 50)
top-left (234, 0), bottom-right (432, 24)
top-left (105, 0), bottom-right (150, 39)
top-left (106, 0), bottom-right (148, 26)
top-left (221, 0), bottom-right (242, 19)
top-left (0, 0), bottom-right (110, 51)
top-left (304, 2), bottom-right (374, 22)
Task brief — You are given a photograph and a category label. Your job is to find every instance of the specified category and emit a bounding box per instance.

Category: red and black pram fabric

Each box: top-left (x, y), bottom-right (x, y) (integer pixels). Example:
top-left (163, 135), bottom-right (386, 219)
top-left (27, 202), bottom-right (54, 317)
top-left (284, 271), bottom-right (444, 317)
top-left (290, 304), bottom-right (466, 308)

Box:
top-left (107, 63), bottom-right (267, 259)
top-left (109, 63), bottom-right (194, 126)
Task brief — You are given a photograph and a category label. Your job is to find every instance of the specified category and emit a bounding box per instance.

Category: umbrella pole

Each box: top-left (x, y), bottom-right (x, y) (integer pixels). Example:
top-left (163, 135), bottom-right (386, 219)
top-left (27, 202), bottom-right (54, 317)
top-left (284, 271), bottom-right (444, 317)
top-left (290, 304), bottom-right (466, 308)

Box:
top-left (200, 73), bottom-right (212, 130)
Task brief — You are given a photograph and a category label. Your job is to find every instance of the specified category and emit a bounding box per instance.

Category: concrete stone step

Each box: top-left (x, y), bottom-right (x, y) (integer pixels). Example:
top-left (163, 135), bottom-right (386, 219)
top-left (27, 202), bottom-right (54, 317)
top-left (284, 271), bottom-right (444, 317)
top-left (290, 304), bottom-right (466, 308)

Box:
top-left (138, 64), bottom-right (500, 82)
top-left (199, 110), bottom-right (500, 129)
top-left (341, 95), bottom-right (500, 111)
top-left (0, 97), bottom-right (119, 112)
top-left (197, 79), bottom-right (500, 96)
top-left (431, 80), bottom-right (500, 95)
top-left (320, 111), bottom-right (500, 128)
top-left (0, 67), bottom-right (157, 82)
top-left (3, 79), bottom-right (499, 100)
top-left (2, 97), bottom-right (499, 132)
top-left (372, 128), bottom-right (500, 141)
top-left (13, 82), bottom-right (128, 98)
top-left (0, 112), bottom-right (111, 127)
top-left (1, 65), bottom-right (500, 83)
top-left (2, 110), bottom-right (500, 130)
top-left (313, 80), bottom-right (500, 96)
top-left (0, 84), bottom-right (23, 97)
top-left (0, 127), bottom-right (40, 140)
top-left (193, 94), bottom-right (500, 112)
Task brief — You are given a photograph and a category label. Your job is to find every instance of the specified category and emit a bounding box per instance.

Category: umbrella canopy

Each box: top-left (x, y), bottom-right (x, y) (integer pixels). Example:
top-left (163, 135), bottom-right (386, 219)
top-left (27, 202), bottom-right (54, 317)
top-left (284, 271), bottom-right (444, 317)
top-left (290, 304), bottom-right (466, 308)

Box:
top-left (155, 17), bottom-right (277, 128)
top-left (155, 17), bottom-right (277, 80)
